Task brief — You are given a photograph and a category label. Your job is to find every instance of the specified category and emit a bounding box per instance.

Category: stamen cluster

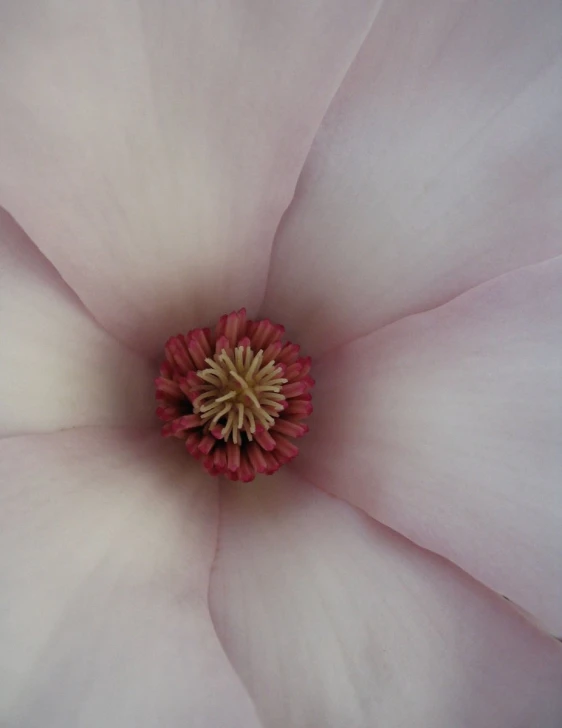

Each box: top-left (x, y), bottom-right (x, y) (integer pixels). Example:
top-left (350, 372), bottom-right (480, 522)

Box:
top-left (155, 309), bottom-right (313, 482)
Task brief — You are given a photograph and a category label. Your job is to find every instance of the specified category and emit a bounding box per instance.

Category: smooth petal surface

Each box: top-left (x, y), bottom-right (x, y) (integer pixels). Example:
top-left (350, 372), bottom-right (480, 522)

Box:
top-left (0, 429), bottom-right (262, 728)
top-left (296, 258), bottom-right (562, 635)
top-left (210, 472), bottom-right (562, 728)
top-left (0, 209), bottom-right (154, 436)
top-left (262, 0), bottom-right (562, 355)
top-left (0, 0), bottom-right (382, 355)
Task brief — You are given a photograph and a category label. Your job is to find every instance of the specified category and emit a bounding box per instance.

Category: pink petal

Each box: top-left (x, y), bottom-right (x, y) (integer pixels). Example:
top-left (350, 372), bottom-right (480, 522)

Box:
top-left (262, 0), bottom-right (562, 355)
top-left (210, 472), bottom-right (562, 727)
top-left (0, 209), bottom-right (154, 436)
top-left (296, 258), bottom-right (562, 635)
top-left (0, 429), bottom-right (262, 727)
top-left (0, 0), bottom-right (382, 356)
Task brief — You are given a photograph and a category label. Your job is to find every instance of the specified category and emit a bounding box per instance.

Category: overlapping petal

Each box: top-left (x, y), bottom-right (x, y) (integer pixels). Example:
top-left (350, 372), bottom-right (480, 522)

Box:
top-left (0, 209), bottom-right (154, 436)
top-left (0, 429), bottom-right (262, 728)
top-left (262, 0), bottom-right (562, 355)
top-left (295, 258), bottom-right (562, 634)
top-left (210, 472), bottom-right (562, 728)
top-left (0, 0), bottom-right (383, 355)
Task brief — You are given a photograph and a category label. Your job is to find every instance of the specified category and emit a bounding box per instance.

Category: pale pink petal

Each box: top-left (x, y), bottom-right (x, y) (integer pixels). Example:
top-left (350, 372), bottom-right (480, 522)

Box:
top-left (0, 209), bottom-right (154, 436)
top-left (295, 258), bottom-right (562, 635)
top-left (0, 0), bottom-right (382, 355)
top-left (0, 429), bottom-right (262, 727)
top-left (262, 0), bottom-right (562, 355)
top-left (210, 472), bottom-right (562, 728)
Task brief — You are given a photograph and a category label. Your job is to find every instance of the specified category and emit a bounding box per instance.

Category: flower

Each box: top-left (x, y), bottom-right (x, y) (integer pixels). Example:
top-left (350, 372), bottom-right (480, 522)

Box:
top-left (1, 1), bottom-right (561, 727)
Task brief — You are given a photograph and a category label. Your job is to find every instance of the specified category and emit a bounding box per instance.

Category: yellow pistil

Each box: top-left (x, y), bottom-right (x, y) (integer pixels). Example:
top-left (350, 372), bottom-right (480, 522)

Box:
top-left (192, 346), bottom-right (288, 444)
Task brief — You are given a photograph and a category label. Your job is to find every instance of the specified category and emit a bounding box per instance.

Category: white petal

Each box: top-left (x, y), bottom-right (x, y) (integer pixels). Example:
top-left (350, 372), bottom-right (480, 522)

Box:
top-left (0, 429), bottom-right (262, 727)
top-left (210, 472), bottom-right (562, 728)
top-left (0, 209), bottom-right (154, 435)
top-left (0, 0), bottom-right (383, 355)
top-left (296, 257), bottom-right (562, 635)
top-left (262, 0), bottom-right (562, 355)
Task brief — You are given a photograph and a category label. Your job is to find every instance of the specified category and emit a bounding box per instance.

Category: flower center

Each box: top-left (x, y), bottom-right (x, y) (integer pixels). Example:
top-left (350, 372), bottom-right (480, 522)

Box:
top-left (192, 346), bottom-right (287, 444)
top-left (155, 308), bottom-right (314, 482)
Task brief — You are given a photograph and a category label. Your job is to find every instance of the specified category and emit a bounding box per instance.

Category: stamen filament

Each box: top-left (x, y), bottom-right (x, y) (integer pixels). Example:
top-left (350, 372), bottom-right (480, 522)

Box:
top-left (215, 390), bottom-right (237, 403)
top-left (229, 370), bottom-right (249, 389)
top-left (246, 350), bottom-right (264, 380)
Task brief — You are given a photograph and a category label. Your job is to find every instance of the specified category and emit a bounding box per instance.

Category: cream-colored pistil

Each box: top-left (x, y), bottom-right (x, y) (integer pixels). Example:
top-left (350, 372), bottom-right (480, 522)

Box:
top-left (193, 346), bottom-right (287, 444)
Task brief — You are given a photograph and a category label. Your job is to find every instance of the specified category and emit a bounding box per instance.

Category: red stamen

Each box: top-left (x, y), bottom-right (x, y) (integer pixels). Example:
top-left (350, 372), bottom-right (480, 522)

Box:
top-left (286, 399), bottom-right (313, 416)
top-left (272, 419), bottom-right (309, 438)
top-left (253, 428), bottom-right (276, 452)
top-left (272, 433), bottom-right (299, 460)
top-left (215, 335), bottom-right (232, 357)
top-left (247, 442), bottom-right (268, 473)
top-left (282, 379), bottom-right (313, 399)
top-left (186, 335), bottom-right (208, 370)
top-left (198, 434), bottom-right (216, 455)
top-left (226, 440), bottom-right (241, 472)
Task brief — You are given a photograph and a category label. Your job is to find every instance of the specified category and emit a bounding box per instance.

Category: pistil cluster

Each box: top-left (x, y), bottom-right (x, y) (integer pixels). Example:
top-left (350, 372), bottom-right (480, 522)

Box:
top-left (156, 309), bottom-right (313, 482)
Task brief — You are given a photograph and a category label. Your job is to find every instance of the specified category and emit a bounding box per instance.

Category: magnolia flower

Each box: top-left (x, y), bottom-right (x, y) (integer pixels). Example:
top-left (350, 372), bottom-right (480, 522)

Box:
top-left (1, 1), bottom-right (561, 726)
